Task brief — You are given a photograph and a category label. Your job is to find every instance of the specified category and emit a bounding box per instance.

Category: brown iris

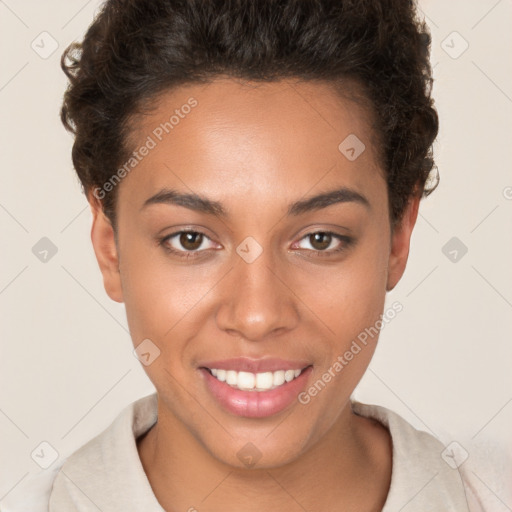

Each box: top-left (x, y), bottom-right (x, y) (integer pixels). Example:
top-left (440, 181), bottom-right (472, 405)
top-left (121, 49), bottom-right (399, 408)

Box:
top-left (309, 232), bottom-right (332, 251)
top-left (180, 232), bottom-right (203, 251)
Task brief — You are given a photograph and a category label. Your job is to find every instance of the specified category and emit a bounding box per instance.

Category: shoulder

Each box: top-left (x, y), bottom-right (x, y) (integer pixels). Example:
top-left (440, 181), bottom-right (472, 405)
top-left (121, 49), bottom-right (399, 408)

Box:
top-left (49, 393), bottom-right (158, 511)
top-left (352, 401), bottom-right (486, 512)
top-left (0, 461), bottom-right (65, 512)
top-left (0, 393), bottom-right (158, 512)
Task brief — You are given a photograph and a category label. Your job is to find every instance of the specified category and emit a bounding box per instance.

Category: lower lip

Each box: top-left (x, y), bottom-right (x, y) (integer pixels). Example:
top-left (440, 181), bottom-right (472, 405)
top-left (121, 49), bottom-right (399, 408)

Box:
top-left (200, 366), bottom-right (313, 418)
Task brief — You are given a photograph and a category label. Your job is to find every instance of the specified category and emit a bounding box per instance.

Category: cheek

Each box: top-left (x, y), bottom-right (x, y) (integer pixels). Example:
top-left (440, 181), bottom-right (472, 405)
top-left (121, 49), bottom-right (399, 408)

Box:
top-left (119, 240), bottom-right (208, 345)
top-left (308, 236), bottom-right (389, 340)
top-left (119, 249), bottom-right (214, 395)
top-left (295, 240), bottom-right (389, 424)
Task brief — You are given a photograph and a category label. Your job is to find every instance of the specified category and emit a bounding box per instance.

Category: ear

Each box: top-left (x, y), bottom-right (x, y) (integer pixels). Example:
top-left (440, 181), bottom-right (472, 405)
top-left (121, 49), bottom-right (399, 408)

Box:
top-left (386, 194), bottom-right (420, 292)
top-left (88, 192), bottom-right (124, 303)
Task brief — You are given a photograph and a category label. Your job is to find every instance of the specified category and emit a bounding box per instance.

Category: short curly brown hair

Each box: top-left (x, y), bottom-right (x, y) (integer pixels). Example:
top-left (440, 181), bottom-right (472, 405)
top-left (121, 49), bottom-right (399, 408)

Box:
top-left (60, 0), bottom-right (439, 231)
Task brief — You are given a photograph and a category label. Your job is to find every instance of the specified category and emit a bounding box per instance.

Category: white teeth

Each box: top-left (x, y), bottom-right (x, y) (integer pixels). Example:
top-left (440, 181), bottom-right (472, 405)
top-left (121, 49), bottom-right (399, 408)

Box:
top-left (226, 370), bottom-right (237, 386)
top-left (273, 370), bottom-right (285, 386)
top-left (208, 368), bottom-right (305, 391)
top-left (237, 371), bottom-right (255, 390)
top-left (255, 371), bottom-right (273, 389)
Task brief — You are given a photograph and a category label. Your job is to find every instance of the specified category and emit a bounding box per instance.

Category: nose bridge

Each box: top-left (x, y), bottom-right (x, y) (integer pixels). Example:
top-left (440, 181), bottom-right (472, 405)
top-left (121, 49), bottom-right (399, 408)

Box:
top-left (215, 240), bottom-right (299, 341)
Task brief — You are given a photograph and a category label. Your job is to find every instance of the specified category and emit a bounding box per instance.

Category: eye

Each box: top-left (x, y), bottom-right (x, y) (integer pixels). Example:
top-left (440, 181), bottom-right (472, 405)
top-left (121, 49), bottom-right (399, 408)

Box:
top-left (159, 229), bottom-right (353, 260)
top-left (292, 231), bottom-right (353, 257)
top-left (159, 230), bottom-right (217, 259)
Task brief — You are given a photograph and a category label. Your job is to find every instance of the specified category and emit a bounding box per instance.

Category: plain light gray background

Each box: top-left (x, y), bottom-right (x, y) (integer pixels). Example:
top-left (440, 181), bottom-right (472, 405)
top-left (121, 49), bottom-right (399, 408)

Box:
top-left (1, 0), bottom-right (511, 508)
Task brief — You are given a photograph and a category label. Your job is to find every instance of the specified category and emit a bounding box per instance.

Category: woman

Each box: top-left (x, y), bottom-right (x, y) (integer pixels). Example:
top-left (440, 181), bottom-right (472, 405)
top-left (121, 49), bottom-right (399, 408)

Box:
top-left (1, 0), bottom-right (485, 510)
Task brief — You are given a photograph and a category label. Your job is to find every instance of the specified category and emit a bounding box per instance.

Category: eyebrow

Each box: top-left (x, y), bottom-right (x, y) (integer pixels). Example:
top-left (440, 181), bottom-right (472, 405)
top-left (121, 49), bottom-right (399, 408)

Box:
top-left (141, 186), bottom-right (370, 217)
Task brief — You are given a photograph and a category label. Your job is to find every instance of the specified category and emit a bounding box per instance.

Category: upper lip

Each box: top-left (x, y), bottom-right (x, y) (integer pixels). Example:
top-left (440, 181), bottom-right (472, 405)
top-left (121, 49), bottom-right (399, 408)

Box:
top-left (198, 357), bottom-right (312, 373)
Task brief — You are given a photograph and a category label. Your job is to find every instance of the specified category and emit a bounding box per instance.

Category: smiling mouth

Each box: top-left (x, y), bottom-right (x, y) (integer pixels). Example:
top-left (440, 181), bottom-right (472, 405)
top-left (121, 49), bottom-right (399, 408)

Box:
top-left (202, 366), bottom-right (312, 392)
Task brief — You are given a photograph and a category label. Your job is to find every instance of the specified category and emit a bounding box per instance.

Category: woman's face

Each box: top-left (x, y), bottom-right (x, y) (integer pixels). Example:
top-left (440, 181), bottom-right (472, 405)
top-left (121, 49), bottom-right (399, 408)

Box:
top-left (91, 78), bottom-right (417, 468)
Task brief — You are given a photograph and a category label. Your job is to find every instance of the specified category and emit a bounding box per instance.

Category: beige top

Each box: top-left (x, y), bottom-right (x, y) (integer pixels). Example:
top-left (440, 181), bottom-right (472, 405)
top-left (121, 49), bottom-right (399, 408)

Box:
top-left (1, 393), bottom-right (485, 511)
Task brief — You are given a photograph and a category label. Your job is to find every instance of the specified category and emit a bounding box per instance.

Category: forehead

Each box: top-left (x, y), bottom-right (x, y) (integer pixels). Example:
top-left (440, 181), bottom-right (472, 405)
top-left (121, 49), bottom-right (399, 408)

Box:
top-left (120, 77), bottom-right (385, 212)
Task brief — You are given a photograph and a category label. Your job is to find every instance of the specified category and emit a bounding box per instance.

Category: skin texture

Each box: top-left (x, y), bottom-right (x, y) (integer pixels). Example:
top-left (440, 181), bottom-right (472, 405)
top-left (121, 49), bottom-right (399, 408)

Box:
top-left (89, 78), bottom-right (419, 511)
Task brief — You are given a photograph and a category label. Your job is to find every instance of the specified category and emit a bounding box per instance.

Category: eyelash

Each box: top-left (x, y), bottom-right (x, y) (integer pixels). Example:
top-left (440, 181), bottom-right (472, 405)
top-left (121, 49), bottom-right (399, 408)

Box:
top-left (158, 230), bottom-right (354, 260)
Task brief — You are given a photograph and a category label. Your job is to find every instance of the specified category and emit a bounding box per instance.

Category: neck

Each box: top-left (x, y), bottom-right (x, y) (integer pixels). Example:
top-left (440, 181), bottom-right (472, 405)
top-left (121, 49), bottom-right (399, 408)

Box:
top-left (137, 399), bottom-right (392, 511)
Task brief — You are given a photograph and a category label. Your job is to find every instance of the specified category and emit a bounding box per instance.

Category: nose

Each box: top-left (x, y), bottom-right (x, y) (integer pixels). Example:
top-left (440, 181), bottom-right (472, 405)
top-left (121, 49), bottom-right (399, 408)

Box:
top-left (215, 247), bottom-right (300, 342)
